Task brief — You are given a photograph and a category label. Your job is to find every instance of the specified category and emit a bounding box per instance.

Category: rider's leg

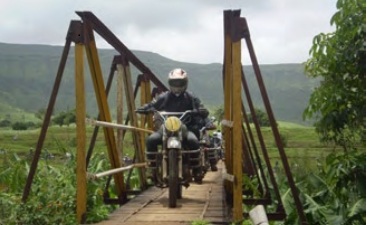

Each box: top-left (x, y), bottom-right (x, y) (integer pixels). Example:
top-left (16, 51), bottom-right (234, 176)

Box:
top-left (146, 131), bottom-right (163, 167)
top-left (185, 131), bottom-right (202, 181)
top-left (186, 130), bottom-right (200, 164)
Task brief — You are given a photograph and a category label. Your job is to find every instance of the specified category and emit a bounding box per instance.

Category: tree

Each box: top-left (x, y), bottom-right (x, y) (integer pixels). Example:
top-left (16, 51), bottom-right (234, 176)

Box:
top-left (35, 108), bottom-right (47, 121)
top-left (248, 108), bottom-right (270, 127)
top-left (0, 119), bottom-right (11, 127)
top-left (12, 121), bottom-right (28, 130)
top-left (303, 0), bottom-right (366, 149)
top-left (63, 110), bottom-right (76, 127)
top-left (213, 105), bottom-right (224, 126)
top-left (52, 111), bottom-right (67, 127)
top-left (52, 109), bottom-right (78, 127)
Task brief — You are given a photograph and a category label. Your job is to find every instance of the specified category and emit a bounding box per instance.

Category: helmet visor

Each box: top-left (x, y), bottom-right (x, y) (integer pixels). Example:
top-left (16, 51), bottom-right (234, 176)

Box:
top-left (170, 86), bottom-right (185, 95)
top-left (169, 79), bottom-right (187, 88)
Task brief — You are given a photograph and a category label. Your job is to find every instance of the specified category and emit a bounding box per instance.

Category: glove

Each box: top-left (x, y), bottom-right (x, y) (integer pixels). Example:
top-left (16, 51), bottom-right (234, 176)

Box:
top-left (135, 106), bottom-right (155, 114)
top-left (191, 109), bottom-right (200, 114)
top-left (135, 107), bottom-right (147, 114)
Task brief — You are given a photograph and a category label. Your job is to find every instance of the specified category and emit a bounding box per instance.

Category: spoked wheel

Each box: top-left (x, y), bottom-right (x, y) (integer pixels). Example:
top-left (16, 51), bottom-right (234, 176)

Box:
top-left (168, 149), bottom-right (179, 207)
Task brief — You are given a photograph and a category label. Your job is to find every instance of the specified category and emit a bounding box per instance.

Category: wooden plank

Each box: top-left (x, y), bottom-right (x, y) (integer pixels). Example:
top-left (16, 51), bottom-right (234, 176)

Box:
top-left (127, 214), bottom-right (200, 222)
top-left (93, 162), bottom-right (228, 225)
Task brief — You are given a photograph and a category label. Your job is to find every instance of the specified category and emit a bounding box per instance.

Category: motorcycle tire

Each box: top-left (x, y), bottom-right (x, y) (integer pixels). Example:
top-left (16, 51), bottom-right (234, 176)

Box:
top-left (168, 149), bottom-right (179, 207)
top-left (177, 183), bottom-right (182, 199)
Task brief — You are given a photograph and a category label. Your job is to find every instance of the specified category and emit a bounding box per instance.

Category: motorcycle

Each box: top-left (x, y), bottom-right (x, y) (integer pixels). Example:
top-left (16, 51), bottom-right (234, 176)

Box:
top-left (199, 118), bottom-right (219, 172)
top-left (136, 109), bottom-right (202, 208)
top-left (212, 131), bottom-right (224, 160)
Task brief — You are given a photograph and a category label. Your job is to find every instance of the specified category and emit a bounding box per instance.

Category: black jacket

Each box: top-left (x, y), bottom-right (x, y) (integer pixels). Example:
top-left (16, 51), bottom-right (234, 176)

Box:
top-left (141, 91), bottom-right (201, 112)
top-left (139, 91), bottom-right (203, 132)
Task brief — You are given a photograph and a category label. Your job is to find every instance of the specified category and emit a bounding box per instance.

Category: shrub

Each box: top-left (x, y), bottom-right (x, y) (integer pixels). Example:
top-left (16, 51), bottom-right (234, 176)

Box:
top-left (11, 121), bottom-right (28, 130)
top-left (0, 119), bottom-right (11, 127)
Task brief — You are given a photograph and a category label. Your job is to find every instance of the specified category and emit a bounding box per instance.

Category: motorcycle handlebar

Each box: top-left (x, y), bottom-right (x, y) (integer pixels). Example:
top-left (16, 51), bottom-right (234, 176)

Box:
top-left (136, 109), bottom-right (198, 117)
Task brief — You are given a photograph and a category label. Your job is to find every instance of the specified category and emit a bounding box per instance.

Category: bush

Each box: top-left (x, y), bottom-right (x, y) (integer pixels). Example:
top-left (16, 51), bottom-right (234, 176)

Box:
top-left (279, 132), bottom-right (288, 147)
top-left (0, 119), bottom-right (11, 127)
top-left (11, 122), bottom-right (28, 130)
top-left (0, 152), bottom-right (118, 224)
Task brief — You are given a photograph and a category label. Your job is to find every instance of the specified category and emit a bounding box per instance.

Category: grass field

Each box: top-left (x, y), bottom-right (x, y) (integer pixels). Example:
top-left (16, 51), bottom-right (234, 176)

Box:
top-left (0, 121), bottom-right (345, 170)
top-left (0, 125), bottom-right (137, 158)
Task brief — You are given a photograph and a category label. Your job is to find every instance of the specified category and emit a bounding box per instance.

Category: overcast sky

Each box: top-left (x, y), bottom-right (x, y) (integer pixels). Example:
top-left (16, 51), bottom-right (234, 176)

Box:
top-left (1, 0), bottom-right (336, 64)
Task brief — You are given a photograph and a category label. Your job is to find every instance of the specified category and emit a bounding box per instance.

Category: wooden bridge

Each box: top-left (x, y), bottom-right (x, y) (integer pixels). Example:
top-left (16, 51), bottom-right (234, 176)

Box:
top-left (22, 10), bottom-right (309, 225)
top-left (94, 161), bottom-right (227, 225)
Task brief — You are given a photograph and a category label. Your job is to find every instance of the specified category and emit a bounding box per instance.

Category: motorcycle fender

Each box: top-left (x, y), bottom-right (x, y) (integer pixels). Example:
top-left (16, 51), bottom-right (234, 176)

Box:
top-left (167, 137), bottom-right (181, 149)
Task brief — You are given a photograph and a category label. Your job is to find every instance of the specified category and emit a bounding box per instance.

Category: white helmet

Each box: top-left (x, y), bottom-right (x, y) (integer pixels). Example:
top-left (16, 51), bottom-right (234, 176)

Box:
top-left (168, 68), bottom-right (188, 96)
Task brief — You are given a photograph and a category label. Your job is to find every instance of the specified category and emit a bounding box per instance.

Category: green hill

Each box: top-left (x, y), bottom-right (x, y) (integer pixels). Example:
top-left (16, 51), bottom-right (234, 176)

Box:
top-left (0, 42), bottom-right (318, 125)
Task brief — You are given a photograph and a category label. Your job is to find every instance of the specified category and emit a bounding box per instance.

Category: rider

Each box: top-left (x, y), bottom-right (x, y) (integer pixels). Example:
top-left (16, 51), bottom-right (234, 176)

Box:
top-left (136, 68), bottom-right (210, 178)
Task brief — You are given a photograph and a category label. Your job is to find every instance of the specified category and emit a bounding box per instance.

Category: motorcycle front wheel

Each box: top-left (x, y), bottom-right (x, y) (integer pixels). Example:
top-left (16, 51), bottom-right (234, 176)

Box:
top-left (168, 149), bottom-right (179, 207)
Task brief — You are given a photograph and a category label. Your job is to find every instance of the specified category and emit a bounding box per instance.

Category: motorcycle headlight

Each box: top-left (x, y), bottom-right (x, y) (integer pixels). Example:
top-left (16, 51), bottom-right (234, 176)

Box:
top-left (167, 137), bottom-right (181, 149)
top-left (164, 116), bottom-right (181, 133)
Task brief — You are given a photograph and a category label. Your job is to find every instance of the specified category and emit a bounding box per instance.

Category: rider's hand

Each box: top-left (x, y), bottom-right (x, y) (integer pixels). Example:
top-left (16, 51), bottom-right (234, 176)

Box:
top-left (135, 107), bottom-right (147, 114)
top-left (136, 106), bottom-right (155, 114)
top-left (191, 109), bottom-right (200, 114)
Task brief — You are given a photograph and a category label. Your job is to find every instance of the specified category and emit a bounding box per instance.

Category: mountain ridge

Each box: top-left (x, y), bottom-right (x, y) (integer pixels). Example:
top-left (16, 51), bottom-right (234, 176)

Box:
top-left (0, 42), bottom-right (318, 125)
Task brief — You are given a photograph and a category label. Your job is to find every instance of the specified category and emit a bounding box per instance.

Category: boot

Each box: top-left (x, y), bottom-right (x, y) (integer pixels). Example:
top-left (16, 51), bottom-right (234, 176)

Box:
top-left (192, 167), bottom-right (203, 184)
top-left (210, 159), bottom-right (218, 171)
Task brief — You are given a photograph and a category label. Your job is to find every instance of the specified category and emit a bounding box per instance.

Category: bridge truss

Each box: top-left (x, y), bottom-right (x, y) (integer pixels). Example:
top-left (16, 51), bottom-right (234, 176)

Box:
top-left (21, 10), bottom-right (308, 225)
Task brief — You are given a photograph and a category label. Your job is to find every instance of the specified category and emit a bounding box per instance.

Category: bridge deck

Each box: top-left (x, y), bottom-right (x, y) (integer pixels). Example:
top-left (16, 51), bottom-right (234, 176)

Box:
top-left (93, 161), bottom-right (229, 225)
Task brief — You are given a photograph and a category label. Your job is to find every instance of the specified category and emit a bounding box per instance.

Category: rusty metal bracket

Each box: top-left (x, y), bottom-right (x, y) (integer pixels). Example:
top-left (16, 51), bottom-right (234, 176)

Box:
top-left (67, 20), bottom-right (84, 44)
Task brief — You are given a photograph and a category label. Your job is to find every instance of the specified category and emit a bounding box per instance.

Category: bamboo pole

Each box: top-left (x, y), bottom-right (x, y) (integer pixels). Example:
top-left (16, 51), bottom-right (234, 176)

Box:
top-left (88, 163), bottom-right (147, 180)
top-left (86, 118), bottom-right (153, 134)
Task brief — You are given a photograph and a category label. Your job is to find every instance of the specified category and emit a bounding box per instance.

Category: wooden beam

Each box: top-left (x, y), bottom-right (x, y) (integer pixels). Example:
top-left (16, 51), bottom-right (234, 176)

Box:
top-left (116, 62), bottom-right (124, 158)
top-left (83, 21), bottom-right (126, 199)
top-left (118, 58), bottom-right (147, 188)
top-left (75, 42), bottom-right (87, 224)
top-left (222, 10), bottom-right (233, 196)
top-left (231, 16), bottom-right (243, 222)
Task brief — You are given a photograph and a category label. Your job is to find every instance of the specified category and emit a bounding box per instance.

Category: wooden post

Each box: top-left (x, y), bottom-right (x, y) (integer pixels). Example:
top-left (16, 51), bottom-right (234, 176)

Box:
top-left (223, 10), bottom-right (233, 196)
top-left (75, 42), bottom-right (87, 224)
top-left (231, 14), bottom-right (243, 223)
top-left (139, 75), bottom-right (152, 151)
top-left (118, 58), bottom-right (147, 188)
top-left (116, 64), bottom-right (124, 159)
top-left (83, 21), bottom-right (126, 199)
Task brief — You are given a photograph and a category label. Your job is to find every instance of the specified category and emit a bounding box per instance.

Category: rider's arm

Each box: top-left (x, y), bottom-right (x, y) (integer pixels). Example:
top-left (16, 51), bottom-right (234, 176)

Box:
top-left (191, 93), bottom-right (202, 111)
top-left (137, 92), bottom-right (168, 111)
top-left (204, 117), bottom-right (216, 130)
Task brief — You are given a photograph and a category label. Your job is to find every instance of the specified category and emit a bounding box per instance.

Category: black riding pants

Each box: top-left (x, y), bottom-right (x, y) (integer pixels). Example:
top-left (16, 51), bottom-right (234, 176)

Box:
top-left (146, 129), bottom-right (200, 162)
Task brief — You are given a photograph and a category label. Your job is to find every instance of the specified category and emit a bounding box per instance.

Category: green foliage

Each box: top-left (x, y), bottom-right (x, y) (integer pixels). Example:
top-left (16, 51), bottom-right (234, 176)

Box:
top-left (281, 151), bottom-right (366, 225)
top-left (0, 151), bottom-right (118, 225)
top-left (304, 0), bottom-right (366, 148)
top-left (0, 119), bottom-right (11, 127)
top-left (11, 121), bottom-right (28, 130)
top-left (52, 109), bottom-right (76, 127)
top-left (278, 132), bottom-right (288, 148)
top-left (213, 105), bottom-right (224, 126)
top-left (35, 108), bottom-right (47, 120)
top-left (248, 108), bottom-right (270, 127)
top-left (191, 220), bottom-right (211, 225)
top-left (10, 121), bottom-right (38, 130)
